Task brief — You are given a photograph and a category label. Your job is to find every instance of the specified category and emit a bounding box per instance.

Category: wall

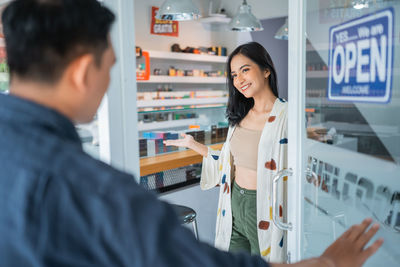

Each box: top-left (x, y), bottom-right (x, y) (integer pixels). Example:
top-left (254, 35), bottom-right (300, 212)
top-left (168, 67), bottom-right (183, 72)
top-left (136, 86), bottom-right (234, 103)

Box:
top-left (220, 0), bottom-right (288, 20)
top-left (134, 0), bottom-right (243, 55)
top-left (251, 17), bottom-right (289, 100)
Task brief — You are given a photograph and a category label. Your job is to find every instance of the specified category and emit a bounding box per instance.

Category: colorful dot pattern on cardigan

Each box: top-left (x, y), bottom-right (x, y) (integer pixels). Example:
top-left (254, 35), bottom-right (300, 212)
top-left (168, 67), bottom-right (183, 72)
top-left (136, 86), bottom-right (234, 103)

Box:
top-left (258, 220), bottom-right (270, 230)
top-left (279, 138), bottom-right (288, 144)
top-left (268, 116), bottom-right (276, 123)
top-left (279, 236), bottom-right (284, 248)
top-left (212, 155), bottom-right (219, 160)
top-left (261, 247), bottom-right (271, 257)
top-left (265, 159), bottom-right (277, 170)
top-left (223, 183), bottom-right (230, 194)
top-left (257, 104), bottom-right (287, 258)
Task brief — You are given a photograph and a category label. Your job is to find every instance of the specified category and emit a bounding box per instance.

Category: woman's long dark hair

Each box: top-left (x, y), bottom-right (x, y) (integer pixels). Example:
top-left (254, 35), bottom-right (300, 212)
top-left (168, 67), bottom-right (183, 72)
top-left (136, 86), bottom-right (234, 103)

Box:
top-left (226, 42), bottom-right (279, 126)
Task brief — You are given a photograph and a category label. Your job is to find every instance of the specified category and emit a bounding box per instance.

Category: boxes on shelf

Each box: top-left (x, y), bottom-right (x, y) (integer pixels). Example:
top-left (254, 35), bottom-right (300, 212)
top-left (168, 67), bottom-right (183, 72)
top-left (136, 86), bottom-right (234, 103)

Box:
top-left (137, 90), bottom-right (227, 101)
top-left (139, 124), bottom-right (228, 158)
top-left (139, 131), bottom-right (180, 157)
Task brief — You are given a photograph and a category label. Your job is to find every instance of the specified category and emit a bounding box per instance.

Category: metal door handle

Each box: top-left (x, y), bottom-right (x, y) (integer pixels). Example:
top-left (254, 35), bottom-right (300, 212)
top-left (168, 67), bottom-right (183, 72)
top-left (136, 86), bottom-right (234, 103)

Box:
top-left (272, 168), bottom-right (293, 231)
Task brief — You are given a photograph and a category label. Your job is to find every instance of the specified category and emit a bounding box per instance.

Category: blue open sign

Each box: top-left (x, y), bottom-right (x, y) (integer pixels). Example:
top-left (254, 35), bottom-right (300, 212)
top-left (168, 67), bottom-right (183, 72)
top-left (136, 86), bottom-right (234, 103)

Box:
top-left (327, 8), bottom-right (394, 103)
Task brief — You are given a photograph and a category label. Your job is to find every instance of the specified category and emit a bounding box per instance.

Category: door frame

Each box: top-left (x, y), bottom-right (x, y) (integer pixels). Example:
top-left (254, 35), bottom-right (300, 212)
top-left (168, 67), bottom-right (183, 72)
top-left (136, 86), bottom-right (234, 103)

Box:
top-left (287, 0), bottom-right (306, 262)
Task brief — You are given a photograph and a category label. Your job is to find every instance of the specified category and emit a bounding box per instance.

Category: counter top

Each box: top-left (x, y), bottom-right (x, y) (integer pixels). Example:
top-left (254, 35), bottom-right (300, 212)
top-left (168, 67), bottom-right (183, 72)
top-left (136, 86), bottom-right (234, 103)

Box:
top-left (140, 143), bottom-right (223, 176)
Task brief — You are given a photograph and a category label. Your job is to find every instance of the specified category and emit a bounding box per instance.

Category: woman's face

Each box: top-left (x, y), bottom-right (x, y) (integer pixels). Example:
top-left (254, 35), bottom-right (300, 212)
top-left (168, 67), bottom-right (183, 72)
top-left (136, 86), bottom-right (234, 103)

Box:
top-left (230, 54), bottom-right (270, 98)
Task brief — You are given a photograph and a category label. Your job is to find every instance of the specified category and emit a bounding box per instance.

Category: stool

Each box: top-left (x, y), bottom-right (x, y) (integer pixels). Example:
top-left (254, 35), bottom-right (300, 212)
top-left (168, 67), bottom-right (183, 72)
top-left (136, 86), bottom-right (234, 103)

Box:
top-left (171, 204), bottom-right (199, 239)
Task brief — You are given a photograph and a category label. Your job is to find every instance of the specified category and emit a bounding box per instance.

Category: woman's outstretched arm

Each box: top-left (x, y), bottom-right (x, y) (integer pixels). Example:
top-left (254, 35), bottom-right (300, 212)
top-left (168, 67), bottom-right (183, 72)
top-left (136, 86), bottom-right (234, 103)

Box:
top-left (164, 133), bottom-right (208, 157)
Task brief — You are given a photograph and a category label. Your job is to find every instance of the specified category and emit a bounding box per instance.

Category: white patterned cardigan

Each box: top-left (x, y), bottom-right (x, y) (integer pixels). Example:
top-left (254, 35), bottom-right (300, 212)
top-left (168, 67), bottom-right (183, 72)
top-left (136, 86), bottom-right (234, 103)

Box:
top-left (200, 98), bottom-right (288, 263)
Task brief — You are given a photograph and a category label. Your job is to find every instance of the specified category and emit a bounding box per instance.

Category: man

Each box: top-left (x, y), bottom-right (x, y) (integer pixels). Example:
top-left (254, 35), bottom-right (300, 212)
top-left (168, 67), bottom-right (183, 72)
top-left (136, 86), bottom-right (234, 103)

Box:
top-left (0, 0), bottom-right (382, 266)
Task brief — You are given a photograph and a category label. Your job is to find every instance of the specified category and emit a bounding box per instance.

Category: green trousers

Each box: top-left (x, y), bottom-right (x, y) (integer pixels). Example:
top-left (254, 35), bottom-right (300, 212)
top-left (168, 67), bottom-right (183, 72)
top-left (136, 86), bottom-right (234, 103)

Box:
top-left (229, 180), bottom-right (260, 255)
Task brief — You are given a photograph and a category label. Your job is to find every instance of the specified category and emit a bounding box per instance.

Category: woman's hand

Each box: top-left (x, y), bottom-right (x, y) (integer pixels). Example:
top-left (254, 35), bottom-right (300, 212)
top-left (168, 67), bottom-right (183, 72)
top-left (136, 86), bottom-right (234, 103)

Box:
top-left (163, 133), bottom-right (208, 157)
top-left (163, 133), bottom-right (194, 149)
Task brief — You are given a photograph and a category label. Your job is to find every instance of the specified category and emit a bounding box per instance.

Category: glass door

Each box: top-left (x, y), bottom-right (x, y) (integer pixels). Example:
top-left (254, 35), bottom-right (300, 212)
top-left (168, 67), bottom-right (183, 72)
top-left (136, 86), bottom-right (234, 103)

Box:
top-left (287, 0), bottom-right (400, 265)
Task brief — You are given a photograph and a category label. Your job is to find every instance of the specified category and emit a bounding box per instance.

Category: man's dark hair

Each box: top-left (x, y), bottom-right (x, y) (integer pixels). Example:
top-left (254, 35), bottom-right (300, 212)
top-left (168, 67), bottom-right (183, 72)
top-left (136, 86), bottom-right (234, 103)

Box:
top-left (2, 0), bottom-right (115, 83)
top-left (226, 42), bottom-right (279, 126)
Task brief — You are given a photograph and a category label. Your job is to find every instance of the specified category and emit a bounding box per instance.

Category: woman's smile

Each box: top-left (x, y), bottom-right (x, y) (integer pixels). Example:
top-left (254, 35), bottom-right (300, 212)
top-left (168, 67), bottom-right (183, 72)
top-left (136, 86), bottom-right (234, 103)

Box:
top-left (241, 83), bottom-right (251, 92)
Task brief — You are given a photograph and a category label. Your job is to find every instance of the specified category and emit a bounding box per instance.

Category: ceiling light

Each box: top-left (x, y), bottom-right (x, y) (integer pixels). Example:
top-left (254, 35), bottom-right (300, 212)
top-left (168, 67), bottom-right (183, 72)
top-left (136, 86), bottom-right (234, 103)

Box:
top-left (352, 0), bottom-right (370, 9)
top-left (155, 0), bottom-right (201, 21)
top-left (274, 17), bottom-right (288, 40)
top-left (229, 0), bottom-right (263, 32)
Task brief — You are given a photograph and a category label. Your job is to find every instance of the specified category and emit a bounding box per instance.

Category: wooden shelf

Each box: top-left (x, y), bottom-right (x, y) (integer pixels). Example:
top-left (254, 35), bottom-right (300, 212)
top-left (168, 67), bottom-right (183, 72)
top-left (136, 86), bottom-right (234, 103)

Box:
top-left (140, 143), bottom-right (223, 176)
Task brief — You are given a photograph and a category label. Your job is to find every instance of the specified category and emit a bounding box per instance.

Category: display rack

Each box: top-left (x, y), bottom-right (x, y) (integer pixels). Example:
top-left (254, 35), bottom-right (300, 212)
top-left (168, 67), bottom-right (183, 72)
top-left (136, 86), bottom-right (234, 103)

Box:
top-left (138, 118), bottom-right (197, 131)
top-left (137, 97), bottom-right (228, 108)
top-left (145, 50), bottom-right (227, 63)
top-left (136, 50), bottom-right (228, 130)
top-left (136, 50), bottom-right (229, 189)
top-left (137, 75), bottom-right (226, 84)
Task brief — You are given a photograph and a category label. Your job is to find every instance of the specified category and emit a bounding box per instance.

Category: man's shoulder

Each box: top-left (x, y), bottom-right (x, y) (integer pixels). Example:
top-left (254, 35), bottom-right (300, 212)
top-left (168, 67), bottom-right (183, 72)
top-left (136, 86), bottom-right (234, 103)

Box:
top-left (51, 147), bottom-right (138, 194)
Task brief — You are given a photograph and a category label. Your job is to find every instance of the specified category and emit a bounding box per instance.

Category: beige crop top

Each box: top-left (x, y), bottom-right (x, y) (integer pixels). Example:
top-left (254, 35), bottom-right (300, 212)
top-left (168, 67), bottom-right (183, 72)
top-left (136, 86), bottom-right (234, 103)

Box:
top-left (230, 126), bottom-right (262, 171)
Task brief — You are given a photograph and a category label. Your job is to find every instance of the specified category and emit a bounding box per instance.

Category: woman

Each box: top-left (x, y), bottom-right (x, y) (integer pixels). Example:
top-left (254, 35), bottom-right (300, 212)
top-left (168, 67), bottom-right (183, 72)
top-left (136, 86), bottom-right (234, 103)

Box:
top-left (164, 42), bottom-right (287, 263)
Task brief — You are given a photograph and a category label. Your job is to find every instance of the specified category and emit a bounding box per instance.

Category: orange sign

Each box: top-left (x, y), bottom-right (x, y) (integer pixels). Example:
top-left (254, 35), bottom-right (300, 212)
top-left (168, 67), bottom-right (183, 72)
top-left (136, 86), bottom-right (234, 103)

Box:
top-left (150, 6), bottom-right (179, 37)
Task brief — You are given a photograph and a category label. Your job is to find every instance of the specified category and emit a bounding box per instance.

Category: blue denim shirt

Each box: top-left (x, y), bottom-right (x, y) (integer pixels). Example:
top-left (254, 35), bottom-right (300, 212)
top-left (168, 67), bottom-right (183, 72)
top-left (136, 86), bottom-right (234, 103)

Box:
top-left (0, 93), bottom-right (268, 267)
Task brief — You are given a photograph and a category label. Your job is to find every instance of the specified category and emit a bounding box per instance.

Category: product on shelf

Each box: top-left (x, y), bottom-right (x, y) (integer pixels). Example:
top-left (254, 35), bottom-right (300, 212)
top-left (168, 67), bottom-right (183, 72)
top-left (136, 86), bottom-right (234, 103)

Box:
top-left (170, 43), bottom-right (227, 56)
top-left (139, 124), bottom-right (228, 158)
top-left (153, 68), bottom-right (163, 75)
top-left (136, 51), bottom-right (150, 80)
top-left (137, 90), bottom-right (227, 101)
top-left (139, 139), bottom-right (147, 157)
top-left (168, 66), bottom-right (176, 76)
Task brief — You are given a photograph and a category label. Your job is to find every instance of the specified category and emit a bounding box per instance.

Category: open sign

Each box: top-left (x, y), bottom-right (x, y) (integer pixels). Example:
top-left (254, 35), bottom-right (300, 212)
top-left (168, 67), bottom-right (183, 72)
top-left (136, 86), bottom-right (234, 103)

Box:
top-left (327, 8), bottom-right (393, 103)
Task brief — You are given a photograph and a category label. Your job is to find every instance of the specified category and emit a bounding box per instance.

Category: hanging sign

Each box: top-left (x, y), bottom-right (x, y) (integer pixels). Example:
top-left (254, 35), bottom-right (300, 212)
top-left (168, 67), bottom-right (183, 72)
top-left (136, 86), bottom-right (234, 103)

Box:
top-left (150, 6), bottom-right (179, 37)
top-left (327, 8), bottom-right (393, 103)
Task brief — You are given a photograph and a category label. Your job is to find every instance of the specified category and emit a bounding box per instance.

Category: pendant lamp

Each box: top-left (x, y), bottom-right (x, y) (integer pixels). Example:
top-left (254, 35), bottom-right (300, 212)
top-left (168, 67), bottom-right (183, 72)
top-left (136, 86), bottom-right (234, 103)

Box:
top-left (274, 18), bottom-right (288, 40)
top-left (229, 0), bottom-right (263, 32)
top-left (351, 0), bottom-right (370, 9)
top-left (155, 0), bottom-right (201, 21)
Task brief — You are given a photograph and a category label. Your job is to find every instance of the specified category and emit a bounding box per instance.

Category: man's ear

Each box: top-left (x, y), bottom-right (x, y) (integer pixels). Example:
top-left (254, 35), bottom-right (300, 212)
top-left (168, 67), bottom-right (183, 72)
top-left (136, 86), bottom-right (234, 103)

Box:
top-left (66, 54), bottom-right (94, 93)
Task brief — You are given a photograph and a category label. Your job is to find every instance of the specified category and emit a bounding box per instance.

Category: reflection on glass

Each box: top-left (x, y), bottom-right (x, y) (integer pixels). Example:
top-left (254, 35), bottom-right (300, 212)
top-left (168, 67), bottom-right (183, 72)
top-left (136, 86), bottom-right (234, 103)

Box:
top-left (302, 1), bottom-right (400, 265)
top-left (306, 1), bottom-right (399, 164)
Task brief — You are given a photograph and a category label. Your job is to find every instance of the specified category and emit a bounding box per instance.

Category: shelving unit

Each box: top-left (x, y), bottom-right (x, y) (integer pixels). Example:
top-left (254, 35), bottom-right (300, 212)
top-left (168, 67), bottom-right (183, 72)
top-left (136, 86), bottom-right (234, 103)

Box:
top-left (146, 50), bottom-right (227, 63)
top-left (138, 104), bottom-right (226, 114)
top-left (138, 118), bottom-right (197, 131)
top-left (137, 97), bottom-right (228, 108)
top-left (136, 50), bottom-right (229, 191)
top-left (137, 75), bottom-right (226, 84)
top-left (136, 50), bottom-right (228, 132)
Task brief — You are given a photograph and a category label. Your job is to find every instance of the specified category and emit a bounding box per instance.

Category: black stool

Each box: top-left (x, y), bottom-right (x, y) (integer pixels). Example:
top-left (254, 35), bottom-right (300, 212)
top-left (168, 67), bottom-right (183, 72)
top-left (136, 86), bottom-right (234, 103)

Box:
top-left (171, 204), bottom-right (198, 239)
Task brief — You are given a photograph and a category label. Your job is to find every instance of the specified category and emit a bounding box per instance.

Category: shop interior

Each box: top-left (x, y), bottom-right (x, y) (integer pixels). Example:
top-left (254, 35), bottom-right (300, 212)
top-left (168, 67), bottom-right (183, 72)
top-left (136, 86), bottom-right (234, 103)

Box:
top-left (0, 0), bottom-right (398, 263)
